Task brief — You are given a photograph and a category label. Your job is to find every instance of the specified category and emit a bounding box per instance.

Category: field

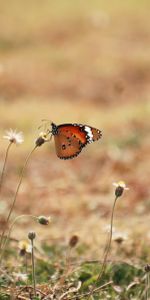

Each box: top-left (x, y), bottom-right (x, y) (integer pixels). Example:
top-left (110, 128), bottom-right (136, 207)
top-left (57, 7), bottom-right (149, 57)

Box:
top-left (0, 0), bottom-right (150, 299)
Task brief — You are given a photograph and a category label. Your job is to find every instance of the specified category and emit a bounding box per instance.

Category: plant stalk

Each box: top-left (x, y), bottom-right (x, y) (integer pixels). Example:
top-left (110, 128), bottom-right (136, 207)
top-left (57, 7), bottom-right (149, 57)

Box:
top-left (0, 145), bottom-right (37, 254)
top-left (0, 142), bottom-right (12, 194)
top-left (87, 196), bottom-right (118, 300)
top-left (0, 214), bottom-right (37, 263)
top-left (31, 239), bottom-right (36, 296)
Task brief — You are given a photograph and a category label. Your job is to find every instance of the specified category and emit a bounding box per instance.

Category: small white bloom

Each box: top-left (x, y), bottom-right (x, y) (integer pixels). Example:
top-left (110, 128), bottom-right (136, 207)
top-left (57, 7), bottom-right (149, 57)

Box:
top-left (103, 224), bottom-right (116, 233)
top-left (18, 240), bottom-right (32, 253)
top-left (13, 272), bottom-right (28, 282)
top-left (3, 129), bottom-right (24, 145)
top-left (112, 181), bottom-right (129, 198)
top-left (35, 131), bottom-right (49, 147)
top-left (112, 230), bottom-right (128, 243)
top-left (113, 181), bottom-right (129, 190)
top-left (26, 244), bottom-right (32, 253)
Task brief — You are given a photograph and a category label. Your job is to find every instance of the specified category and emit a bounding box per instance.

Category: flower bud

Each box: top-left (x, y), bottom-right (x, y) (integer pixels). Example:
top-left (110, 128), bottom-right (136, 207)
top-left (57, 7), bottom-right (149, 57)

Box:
top-left (115, 186), bottom-right (124, 198)
top-left (28, 231), bottom-right (36, 241)
top-left (69, 234), bottom-right (79, 248)
top-left (35, 137), bottom-right (45, 147)
top-left (35, 132), bottom-right (48, 147)
top-left (38, 216), bottom-right (51, 225)
top-left (144, 264), bottom-right (150, 273)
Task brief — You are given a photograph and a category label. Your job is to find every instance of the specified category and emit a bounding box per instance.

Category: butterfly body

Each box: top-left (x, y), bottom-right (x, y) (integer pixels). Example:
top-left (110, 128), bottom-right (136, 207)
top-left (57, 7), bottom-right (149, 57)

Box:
top-left (51, 122), bottom-right (102, 160)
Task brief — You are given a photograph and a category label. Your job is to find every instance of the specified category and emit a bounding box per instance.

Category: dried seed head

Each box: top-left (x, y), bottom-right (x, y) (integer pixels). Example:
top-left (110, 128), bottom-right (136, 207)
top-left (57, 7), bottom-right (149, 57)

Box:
top-left (28, 231), bottom-right (36, 241)
top-left (13, 272), bottom-right (28, 282)
top-left (18, 240), bottom-right (32, 256)
top-left (38, 216), bottom-right (51, 225)
top-left (69, 234), bottom-right (79, 248)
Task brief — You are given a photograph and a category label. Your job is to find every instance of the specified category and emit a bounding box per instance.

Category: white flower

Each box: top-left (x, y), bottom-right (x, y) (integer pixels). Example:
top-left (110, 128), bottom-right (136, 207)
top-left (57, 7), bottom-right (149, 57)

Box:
top-left (103, 224), bottom-right (116, 233)
top-left (113, 181), bottom-right (129, 198)
top-left (18, 240), bottom-right (32, 254)
top-left (3, 129), bottom-right (24, 145)
top-left (113, 181), bottom-right (129, 190)
top-left (13, 272), bottom-right (28, 282)
top-left (112, 230), bottom-right (128, 244)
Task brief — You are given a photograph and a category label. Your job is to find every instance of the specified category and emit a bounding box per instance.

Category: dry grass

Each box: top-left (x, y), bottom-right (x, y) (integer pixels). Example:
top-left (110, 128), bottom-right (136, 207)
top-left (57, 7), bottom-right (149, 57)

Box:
top-left (0, 0), bottom-right (150, 298)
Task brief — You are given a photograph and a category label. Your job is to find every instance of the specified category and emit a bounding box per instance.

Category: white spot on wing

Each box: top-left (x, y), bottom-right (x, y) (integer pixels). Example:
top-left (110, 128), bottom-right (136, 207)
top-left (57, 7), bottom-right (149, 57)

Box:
top-left (84, 126), bottom-right (93, 143)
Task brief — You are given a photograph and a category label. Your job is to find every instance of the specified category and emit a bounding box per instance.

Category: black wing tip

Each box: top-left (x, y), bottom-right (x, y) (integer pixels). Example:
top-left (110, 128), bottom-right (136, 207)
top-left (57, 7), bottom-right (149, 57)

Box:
top-left (96, 129), bottom-right (102, 140)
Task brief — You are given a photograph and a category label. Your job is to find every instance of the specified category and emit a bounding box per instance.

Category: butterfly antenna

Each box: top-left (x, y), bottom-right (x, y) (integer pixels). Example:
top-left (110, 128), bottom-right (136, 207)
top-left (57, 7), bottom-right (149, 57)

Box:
top-left (38, 124), bottom-right (43, 130)
top-left (41, 119), bottom-right (53, 124)
top-left (38, 119), bottom-right (53, 131)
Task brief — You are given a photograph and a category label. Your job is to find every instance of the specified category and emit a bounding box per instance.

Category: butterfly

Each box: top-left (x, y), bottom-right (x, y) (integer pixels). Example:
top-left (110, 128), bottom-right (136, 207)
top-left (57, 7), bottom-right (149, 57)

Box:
top-left (50, 122), bottom-right (102, 160)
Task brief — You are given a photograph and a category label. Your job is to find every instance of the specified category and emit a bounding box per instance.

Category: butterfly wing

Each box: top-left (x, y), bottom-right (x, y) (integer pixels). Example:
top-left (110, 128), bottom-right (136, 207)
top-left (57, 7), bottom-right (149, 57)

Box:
top-left (83, 125), bottom-right (102, 143)
top-left (53, 125), bottom-right (85, 159)
top-left (91, 127), bottom-right (102, 142)
top-left (52, 123), bottom-right (102, 160)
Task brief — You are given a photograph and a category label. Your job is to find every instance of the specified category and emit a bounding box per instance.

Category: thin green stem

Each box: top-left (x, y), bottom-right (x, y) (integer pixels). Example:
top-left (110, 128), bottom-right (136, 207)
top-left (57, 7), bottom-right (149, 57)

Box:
top-left (0, 142), bottom-right (12, 194)
top-left (0, 145), bottom-right (37, 254)
top-left (59, 246), bottom-right (72, 285)
top-left (31, 239), bottom-right (36, 296)
top-left (98, 196), bottom-right (118, 280)
top-left (87, 196), bottom-right (118, 300)
top-left (148, 273), bottom-right (150, 298)
top-left (146, 273), bottom-right (150, 300)
top-left (24, 253), bottom-right (28, 290)
top-left (0, 214), bottom-right (37, 264)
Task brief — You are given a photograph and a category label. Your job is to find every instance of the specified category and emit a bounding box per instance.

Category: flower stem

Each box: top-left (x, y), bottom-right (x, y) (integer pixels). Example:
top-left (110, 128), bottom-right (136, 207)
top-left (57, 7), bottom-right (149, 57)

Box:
top-left (59, 246), bottom-right (72, 285)
top-left (146, 272), bottom-right (150, 300)
top-left (0, 145), bottom-right (37, 254)
top-left (0, 142), bottom-right (12, 195)
top-left (31, 238), bottom-right (36, 296)
top-left (98, 196), bottom-right (118, 280)
top-left (0, 214), bottom-right (37, 264)
top-left (87, 196), bottom-right (118, 300)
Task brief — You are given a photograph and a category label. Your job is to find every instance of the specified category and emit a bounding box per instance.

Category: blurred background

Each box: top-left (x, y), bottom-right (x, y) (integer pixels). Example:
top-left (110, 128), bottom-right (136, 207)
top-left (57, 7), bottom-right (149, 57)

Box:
top-left (0, 0), bottom-right (150, 257)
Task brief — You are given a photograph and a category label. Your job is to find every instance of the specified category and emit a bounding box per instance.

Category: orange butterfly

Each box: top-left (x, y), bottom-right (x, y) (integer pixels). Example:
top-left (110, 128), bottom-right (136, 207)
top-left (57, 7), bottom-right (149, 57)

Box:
top-left (50, 122), bottom-right (102, 159)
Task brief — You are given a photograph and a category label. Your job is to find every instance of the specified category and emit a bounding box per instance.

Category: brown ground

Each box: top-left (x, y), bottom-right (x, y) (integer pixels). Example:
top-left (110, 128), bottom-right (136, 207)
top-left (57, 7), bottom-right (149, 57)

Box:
top-left (0, 0), bottom-right (150, 261)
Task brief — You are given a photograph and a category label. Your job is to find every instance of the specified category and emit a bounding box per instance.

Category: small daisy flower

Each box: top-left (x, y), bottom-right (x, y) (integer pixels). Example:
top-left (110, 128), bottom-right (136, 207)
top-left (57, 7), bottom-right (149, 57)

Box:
top-left (18, 240), bottom-right (32, 256)
top-left (13, 272), bottom-right (28, 282)
top-left (103, 224), bottom-right (116, 233)
top-left (112, 230), bottom-right (128, 244)
top-left (3, 129), bottom-right (24, 145)
top-left (113, 181), bottom-right (129, 198)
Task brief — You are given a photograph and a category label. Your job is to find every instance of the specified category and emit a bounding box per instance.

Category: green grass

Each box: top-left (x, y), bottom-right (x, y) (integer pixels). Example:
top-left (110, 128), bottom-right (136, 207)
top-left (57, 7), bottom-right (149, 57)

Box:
top-left (0, 240), bottom-right (146, 299)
